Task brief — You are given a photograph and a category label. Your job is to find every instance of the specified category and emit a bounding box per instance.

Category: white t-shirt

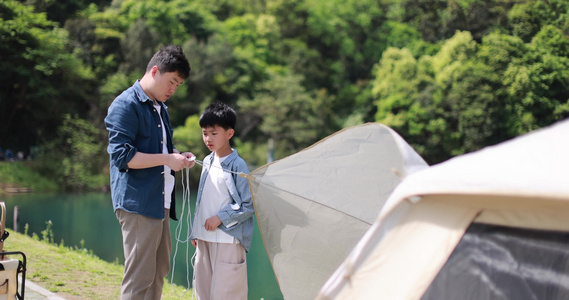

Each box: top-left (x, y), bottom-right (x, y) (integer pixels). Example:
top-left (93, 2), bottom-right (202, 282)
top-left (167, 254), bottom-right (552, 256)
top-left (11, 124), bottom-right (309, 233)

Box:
top-left (193, 154), bottom-right (235, 244)
top-left (154, 104), bottom-right (175, 209)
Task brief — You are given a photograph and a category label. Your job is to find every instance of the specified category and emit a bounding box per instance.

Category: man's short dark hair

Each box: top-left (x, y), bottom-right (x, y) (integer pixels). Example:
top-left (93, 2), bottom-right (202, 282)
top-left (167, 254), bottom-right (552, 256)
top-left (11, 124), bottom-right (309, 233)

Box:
top-left (199, 101), bottom-right (237, 130)
top-left (146, 45), bottom-right (191, 79)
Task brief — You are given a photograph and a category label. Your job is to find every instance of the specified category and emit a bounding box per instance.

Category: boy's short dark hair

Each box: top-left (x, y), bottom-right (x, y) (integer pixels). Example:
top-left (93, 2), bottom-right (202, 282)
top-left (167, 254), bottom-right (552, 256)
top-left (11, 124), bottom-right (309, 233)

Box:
top-left (146, 45), bottom-right (191, 79)
top-left (199, 101), bottom-right (237, 130)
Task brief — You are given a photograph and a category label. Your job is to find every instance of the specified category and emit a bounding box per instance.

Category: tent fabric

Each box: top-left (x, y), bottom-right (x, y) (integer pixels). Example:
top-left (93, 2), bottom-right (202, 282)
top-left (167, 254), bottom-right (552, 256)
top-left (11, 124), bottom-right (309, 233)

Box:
top-left (422, 222), bottom-right (569, 300)
top-left (246, 123), bottom-right (428, 300)
top-left (317, 119), bottom-right (569, 300)
top-left (380, 118), bottom-right (569, 217)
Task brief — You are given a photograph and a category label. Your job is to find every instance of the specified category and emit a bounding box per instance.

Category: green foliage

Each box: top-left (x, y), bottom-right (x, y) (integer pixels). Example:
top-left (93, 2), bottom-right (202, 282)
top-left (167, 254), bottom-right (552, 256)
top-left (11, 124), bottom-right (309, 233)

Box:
top-left (509, 0), bottom-right (569, 42)
top-left (0, 0), bottom-right (96, 151)
top-left (173, 115), bottom-right (205, 185)
top-left (41, 220), bottom-right (55, 244)
top-left (0, 161), bottom-right (58, 192)
top-left (397, 0), bottom-right (514, 42)
top-left (115, 0), bottom-right (218, 45)
top-left (478, 31), bottom-right (527, 72)
top-left (239, 69), bottom-right (333, 156)
top-left (99, 72), bottom-right (139, 109)
top-left (173, 116), bottom-right (204, 157)
top-left (232, 138), bottom-right (269, 169)
top-left (376, 33), bottom-right (507, 162)
top-left (34, 115), bottom-right (108, 191)
top-left (119, 18), bottom-right (160, 74)
top-left (502, 25), bottom-right (569, 133)
top-left (2, 0), bottom-right (569, 186)
top-left (373, 22), bottom-right (569, 163)
top-left (194, 0), bottom-right (268, 20)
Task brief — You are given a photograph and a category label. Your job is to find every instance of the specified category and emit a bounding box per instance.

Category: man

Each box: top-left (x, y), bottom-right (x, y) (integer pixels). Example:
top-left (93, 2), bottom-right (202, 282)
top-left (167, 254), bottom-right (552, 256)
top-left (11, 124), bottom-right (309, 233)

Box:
top-left (105, 45), bottom-right (195, 299)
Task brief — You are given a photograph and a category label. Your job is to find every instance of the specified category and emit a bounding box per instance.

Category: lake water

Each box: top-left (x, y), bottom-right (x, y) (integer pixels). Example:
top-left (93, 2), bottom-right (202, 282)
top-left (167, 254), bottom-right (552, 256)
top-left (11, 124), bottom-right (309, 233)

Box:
top-left (0, 192), bottom-right (283, 300)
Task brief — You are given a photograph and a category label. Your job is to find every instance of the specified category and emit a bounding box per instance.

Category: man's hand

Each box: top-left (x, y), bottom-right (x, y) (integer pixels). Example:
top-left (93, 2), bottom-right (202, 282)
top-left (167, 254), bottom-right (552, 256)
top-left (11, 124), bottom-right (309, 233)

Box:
top-left (181, 152), bottom-right (196, 169)
top-left (168, 153), bottom-right (191, 171)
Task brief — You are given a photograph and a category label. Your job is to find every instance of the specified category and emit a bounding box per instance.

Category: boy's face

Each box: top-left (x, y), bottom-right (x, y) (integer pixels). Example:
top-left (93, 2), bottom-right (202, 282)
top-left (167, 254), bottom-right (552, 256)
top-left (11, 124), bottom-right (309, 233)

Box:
top-left (202, 125), bottom-right (234, 153)
top-left (150, 66), bottom-right (184, 102)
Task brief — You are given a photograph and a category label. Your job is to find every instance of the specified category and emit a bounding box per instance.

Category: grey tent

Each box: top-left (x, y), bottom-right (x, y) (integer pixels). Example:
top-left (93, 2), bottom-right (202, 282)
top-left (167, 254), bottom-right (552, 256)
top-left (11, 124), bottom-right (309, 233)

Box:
top-left (246, 123), bottom-right (428, 299)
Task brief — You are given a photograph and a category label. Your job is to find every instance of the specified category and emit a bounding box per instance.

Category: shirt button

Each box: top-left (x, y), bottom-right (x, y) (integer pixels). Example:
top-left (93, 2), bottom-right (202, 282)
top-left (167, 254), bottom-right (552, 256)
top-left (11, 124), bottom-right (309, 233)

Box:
top-left (158, 124), bottom-right (161, 128)
top-left (162, 191), bottom-right (165, 195)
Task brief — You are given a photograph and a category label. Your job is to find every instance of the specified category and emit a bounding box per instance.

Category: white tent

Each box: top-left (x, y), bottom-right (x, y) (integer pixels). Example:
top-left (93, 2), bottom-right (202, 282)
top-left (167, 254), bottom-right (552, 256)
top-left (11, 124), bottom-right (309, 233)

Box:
top-left (247, 123), bottom-right (428, 300)
top-left (318, 119), bottom-right (569, 300)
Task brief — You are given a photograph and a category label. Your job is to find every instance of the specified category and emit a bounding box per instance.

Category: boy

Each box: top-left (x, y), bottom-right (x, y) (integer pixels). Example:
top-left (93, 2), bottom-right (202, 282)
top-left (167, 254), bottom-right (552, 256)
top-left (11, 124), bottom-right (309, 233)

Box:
top-left (190, 101), bottom-right (255, 300)
top-left (105, 45), bottom-right (195, 299)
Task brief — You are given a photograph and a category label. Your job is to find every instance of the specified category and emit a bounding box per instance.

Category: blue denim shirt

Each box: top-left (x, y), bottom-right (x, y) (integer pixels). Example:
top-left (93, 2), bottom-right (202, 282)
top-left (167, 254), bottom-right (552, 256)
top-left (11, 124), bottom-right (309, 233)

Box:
top-left (105, 80), bottom-right (178, 220)
top-left (190, 150), bottom-right (255, 252)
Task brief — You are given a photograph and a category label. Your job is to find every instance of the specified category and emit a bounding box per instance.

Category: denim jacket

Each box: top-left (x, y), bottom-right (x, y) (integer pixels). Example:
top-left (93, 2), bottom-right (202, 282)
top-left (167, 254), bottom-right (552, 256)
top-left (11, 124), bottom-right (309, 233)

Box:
top-left (105, 80), bottom-right (177, 220)
top-left (190, 150), bottom-right (255, 252)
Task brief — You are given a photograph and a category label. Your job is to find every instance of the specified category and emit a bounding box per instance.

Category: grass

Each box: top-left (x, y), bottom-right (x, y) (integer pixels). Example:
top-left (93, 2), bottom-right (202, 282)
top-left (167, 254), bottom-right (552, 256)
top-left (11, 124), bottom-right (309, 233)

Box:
top-left (3, 230), bottom-right (194, 299)
top-left (0, 163), bottom-right (194, 298)
top-left (0, 162), bottom-right (58, 192)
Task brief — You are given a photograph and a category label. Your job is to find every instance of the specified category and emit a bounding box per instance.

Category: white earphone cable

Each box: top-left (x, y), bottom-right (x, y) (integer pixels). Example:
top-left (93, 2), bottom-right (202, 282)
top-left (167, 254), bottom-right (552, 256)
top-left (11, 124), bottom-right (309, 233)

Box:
top-left (171, 166), bottom-right (197, 298)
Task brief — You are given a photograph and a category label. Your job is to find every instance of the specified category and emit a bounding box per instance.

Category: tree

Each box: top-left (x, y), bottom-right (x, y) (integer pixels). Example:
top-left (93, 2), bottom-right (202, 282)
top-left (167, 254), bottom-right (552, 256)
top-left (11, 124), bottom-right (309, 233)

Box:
top-left (239, 69), bottom-right (333, 157)
top-left (0, 0), bottom-right (95, 152)
top-left (115, 0), bottom-right (217, 45)
top-left (508, 0), bottom-right (569, 42)
top-left (172, 115), bottom-right (205, 186)
top-left (373, 26), bottom-right (569, 164)
top-left (119, 18), bottom-right (160, 74)
top-left (37, 114), bottom-right (108, 191)
top-left (373, 32), bottom-right (505, 163)
top-left (180, 35), bottom-right (237, 120)
top-left (503, 25), bottom-right (569, 133)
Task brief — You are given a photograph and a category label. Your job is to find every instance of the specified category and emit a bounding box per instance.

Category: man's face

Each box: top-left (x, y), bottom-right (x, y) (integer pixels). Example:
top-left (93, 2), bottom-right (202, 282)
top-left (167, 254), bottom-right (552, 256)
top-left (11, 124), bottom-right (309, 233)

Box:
top-left (151, 66), bottom-right (184, 102)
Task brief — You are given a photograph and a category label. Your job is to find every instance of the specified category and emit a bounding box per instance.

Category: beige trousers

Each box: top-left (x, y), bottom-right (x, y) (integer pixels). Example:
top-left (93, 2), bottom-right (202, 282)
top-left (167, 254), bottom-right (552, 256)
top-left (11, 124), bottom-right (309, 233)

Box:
top-left (193, 240), bottom-right (248, 300)
top-left (116, 209), bottom-right (171, 300)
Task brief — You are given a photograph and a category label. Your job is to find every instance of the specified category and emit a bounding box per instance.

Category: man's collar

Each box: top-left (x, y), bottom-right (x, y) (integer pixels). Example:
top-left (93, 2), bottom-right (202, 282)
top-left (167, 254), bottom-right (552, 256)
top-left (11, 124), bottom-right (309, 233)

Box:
top-left (134, 80), bottom-right (152, 103)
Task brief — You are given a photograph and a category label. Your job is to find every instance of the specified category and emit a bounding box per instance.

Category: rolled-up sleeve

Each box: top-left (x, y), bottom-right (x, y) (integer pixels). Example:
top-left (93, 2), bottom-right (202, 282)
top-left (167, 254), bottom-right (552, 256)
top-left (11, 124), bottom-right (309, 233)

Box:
top-left (105, 98), bottom-right (138, 172)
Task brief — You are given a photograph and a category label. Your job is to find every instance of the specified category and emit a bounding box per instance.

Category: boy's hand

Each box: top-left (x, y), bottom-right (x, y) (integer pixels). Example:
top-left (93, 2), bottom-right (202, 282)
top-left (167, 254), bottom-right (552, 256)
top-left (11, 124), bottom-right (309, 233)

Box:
top-left (191, 240), bottom-right (197, 247)
top-left (205, 216), bottom-right (222, 231)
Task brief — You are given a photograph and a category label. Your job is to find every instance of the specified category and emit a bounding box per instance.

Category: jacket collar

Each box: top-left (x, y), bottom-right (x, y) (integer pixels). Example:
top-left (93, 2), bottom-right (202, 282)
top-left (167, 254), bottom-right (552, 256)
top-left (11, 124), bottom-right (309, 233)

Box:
top-left (206, 149), bottom-right (238, 168)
